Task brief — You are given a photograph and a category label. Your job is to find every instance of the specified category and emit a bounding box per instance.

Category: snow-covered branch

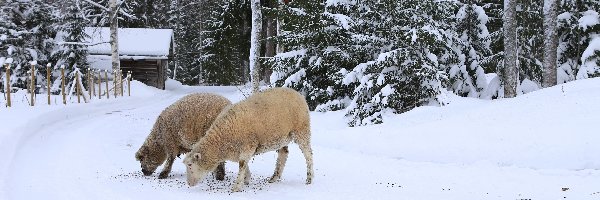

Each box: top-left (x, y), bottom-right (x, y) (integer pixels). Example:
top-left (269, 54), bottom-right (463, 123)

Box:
top-left (80, 0), bottom-right (136, 19)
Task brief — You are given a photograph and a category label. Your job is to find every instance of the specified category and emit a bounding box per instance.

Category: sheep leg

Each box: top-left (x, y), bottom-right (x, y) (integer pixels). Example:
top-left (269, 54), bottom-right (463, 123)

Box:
top-left (158, 154), bottom-right (176, 179)
top-left (268, 146), bottom-right (289, 183)
top-left (297, 139), bottom-right (314, 185)
top-left (244, 162), bottom-right (251, 185)
top-left (232, 159), bottom-right (250, 192)
top-left (213, 162), bottom-right (226, 181)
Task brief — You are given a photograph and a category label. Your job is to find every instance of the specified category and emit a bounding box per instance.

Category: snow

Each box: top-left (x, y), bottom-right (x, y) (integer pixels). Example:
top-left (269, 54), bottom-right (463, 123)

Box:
top-left (325, 0), bottom-right (356, 7)
top-left (2, 78), bottom-right (600, 199)
top-left (578, 10), bottom-right (599, 31)
top-left (82, 27), bottom-right (173, 56)
top-left (577, 35), bottom-right (600, 79)
top-left (518, 78), bottom-right (540, 95)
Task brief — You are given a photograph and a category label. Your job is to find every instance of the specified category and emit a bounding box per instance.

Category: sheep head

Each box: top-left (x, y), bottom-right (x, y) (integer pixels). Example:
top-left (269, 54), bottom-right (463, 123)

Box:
top-left (183, 152), bottom-right (218, 187)
top-left (135, 145), bottom-right (166, 176)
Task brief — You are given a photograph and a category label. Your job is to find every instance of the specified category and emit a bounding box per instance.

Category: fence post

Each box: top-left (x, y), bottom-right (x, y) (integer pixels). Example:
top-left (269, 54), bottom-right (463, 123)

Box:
top-left (87, 70), bottom-right (92, 98)
top-left (61, 65), bottom-right (66, 105)
top-left (90, 70), bottom-right (94, 97)
top-left (127, 71), bottom-right (131, 96)
top-left (97, 70), bottom-right (101, 99)
top-left (113, 70), bottom-right (117, 98)
top-left (119, 70), bottom-right (123, 96)
top-left (47, 63), bottom-right (51, 105)
top-left (76, 70), bottom-right (81, 103)
top-left (5, 64), bottom-right (11, 107)
top-left (30, 64), bottom-right (35, 106)
top-left (105, 70), bottom-right (109, 99)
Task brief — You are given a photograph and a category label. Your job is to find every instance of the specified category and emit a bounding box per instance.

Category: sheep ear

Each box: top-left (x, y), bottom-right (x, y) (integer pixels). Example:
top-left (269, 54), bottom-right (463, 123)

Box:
top-left (135, 154), bottom-right (143, 161)
top-left (194, 153), bottom-right (201, 160)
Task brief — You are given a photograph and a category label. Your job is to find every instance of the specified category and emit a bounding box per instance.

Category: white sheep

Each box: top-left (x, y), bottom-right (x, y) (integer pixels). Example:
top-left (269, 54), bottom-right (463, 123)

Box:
top-left (183, 87), bottom-right (313, 192)
top-left (135, 93), bottom-right (231, 179)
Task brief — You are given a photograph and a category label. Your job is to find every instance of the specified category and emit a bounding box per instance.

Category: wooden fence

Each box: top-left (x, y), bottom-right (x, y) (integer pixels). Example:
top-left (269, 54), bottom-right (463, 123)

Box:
top-left (2, 63), bottom-right (133, 108)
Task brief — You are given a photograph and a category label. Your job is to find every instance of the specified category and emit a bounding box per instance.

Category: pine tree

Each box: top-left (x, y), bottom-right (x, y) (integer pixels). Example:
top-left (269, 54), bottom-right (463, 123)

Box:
top-left (199, 0), bottom-right (251, 85)
top-left (51, 0), bottom-right (91, 94)
top-left (450, 1), bottom-right (491, 98)
top-left (267, 0), bottom-right (361, 111)
top-left (343, 0), bottom-right (456, 126)
top-left (0, 0), bottom-right (56, 91)
top-left (516, 0), bottom-right (543, 92)
top-left (558, 0), bottom-right (600, 81)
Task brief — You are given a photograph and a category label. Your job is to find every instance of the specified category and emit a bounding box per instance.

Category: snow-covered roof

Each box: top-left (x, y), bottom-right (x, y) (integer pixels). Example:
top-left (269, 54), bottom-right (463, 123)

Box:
top-left (83, 27), bottom-right (173, 57)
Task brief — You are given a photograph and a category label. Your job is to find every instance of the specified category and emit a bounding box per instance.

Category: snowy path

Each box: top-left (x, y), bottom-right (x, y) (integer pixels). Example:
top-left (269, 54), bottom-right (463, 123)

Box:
top-left (2, 80), bottom-right (600, 199)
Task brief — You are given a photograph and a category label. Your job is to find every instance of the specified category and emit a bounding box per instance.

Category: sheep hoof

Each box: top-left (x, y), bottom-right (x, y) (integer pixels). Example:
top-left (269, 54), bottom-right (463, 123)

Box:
top-left (305, 179), bottom-right (312, 185)
top-left (231, 187), bottom-right (242, 193)
top-left (158, 172), bottom-right (169, 179)
top-left (268, 177), bottom-right (279, 183)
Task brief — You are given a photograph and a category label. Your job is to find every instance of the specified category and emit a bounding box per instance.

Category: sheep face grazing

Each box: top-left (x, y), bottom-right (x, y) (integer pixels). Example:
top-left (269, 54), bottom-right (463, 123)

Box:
top-left (135, 145), bottom-right (166, 176)
top-left (183, 152), bottom-right (220, 186)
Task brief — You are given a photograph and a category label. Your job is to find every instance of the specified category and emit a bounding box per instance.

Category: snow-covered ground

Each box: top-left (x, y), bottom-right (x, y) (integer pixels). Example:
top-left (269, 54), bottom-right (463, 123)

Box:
top-left (1, 78), bottom-right (600, 200)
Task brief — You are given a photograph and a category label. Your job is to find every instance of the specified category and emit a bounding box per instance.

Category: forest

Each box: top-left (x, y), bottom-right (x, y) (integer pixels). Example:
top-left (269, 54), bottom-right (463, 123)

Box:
top-left (1, 0), bottom-right (599, 126)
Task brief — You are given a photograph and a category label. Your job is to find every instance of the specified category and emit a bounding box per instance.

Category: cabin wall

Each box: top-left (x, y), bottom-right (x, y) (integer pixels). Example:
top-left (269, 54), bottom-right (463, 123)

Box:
top-left (120, 59), bottom-right (167, 90)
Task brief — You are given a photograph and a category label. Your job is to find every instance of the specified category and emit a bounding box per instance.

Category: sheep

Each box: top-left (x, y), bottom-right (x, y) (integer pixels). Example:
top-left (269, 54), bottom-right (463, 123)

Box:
top-left (135, 93), bottom-right (232, 179)
top-left (183, 87), bottom-right (313, 192)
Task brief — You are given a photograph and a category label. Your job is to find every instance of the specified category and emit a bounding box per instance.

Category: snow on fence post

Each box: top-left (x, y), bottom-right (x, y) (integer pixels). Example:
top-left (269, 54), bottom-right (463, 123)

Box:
top-left (76, 70), bottom-right (81, 103)
top-left (98, 70), bottom-right (102, 99)
top-left (30, 63), bottom-right (35, 106)
top-left (4, 63), bottom-right (11, 107)
top-left (61, 65), bottom-right (66, 105)
top-left (105, 70), bottom-right (109, 99)
top-left (47, 63), bottom-right (51, 105)
top-left (127, 71), bottom-right (131, 96)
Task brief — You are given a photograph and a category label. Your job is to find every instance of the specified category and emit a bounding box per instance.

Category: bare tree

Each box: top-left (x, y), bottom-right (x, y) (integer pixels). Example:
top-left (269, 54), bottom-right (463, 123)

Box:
top-left (503, 0), bottom-right (518, 98)
top-left (109, 0), bottom-right (120, 72)
top-left (250, 0), bottom-right (262, 93)
top-left (542, 0), bottom-right (559, 87)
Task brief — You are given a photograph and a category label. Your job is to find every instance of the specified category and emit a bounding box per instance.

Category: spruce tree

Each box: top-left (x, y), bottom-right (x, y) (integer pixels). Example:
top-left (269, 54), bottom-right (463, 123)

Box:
top-left (516, 0), bottom-right (544, 91)
top-left (51, 0), bottom-right (90, 94)
top-left (199, 0), bottom-right (250, 85)
top-left (558, 0), bottom-right (600, 81)
top-left (0, 0), bottom-right (56, 91)
top-left (450, 1), bottom-right (491, 98)
top-left (267, 0), bottom-right (361, 111)
top-left (343, 0), bottom-right (456, 126)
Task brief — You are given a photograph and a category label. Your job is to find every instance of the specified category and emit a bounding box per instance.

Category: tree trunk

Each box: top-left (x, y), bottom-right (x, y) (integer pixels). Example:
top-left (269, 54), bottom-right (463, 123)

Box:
top-left (503, 0), bottom-right (518, 98)
top-left (110, 0), bottom-right (120, 72)
top-left (542, 0), bottom-right (558, 87)
top-left (264, 11), bottom-right (276, 84)
top-left (250, 0), bottom-right (262, 93)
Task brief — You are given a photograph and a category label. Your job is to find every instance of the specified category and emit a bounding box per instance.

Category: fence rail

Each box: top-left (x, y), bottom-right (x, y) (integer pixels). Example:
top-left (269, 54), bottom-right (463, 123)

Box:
top-left (2, 63), bottom-right (133, 108)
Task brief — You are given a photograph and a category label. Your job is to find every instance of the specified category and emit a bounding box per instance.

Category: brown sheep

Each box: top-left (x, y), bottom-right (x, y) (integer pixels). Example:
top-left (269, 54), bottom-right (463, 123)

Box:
top-left (135, 93), bottom-right (231, 179)
top-left (183, 87), bottom-right (313, 192)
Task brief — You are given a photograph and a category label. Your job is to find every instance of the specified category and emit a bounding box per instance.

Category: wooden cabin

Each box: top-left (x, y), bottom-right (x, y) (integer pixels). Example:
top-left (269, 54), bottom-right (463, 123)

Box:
top-left (85, 27), bottom-right (173, 89)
